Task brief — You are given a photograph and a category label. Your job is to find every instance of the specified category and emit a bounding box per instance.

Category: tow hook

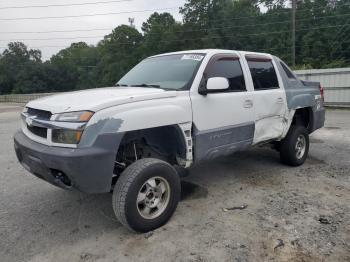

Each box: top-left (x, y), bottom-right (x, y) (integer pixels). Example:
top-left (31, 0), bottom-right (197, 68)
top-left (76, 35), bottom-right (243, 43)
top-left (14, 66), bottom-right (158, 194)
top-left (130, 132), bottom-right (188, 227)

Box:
top-left (51, 170), bottom-right (73, 189)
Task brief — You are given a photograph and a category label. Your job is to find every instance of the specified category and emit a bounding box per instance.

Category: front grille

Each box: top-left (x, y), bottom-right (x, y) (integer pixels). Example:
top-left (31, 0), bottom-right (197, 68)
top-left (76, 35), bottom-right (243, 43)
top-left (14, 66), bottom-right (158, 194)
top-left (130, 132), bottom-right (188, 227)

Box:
top-left (27, 125), bottom-right (47, 138)
top-left (27, 107), bottom-right (52, 120)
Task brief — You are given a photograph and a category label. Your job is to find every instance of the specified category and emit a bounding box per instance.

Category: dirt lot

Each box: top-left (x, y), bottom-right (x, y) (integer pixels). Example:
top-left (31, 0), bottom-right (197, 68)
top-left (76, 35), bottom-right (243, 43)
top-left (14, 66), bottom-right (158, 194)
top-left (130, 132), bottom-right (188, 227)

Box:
top-left (0, 103), bottom-right (349, 262)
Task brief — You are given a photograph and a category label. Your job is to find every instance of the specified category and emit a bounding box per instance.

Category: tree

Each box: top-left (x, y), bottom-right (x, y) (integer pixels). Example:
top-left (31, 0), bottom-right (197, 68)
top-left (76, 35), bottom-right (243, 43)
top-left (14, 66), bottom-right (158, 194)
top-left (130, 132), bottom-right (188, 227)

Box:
top-left (141, 12), bottom-right (183, 56)
top-left (50, 42), bottom-right (100, 91)
top-left (0, 0), bottom-right (349, 95)
top-left (0, 42), bottom-right (43, 94)
top-left (96, 25), bottom-right (143, 86)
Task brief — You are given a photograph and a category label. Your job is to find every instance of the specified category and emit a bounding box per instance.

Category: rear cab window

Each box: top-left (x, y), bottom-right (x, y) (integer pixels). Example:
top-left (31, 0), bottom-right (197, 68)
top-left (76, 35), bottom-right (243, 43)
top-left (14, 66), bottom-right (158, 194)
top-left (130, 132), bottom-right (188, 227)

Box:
top-left (280, 61), bottom-right (296, 80)
top-left (205, 55), bottom-right (246, 92)
top-left (245, 55), bottom-right (279, 90)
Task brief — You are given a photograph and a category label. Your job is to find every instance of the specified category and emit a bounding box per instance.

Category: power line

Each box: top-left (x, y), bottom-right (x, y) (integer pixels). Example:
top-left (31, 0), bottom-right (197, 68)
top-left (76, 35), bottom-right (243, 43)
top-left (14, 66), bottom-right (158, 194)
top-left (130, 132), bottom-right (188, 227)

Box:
top-left (0, 19), bottom-right (294, 40)
top-left (0, 20), bottom-right (294, 35)
top-left (0, 9), bottom-right (350, 37)
top-left (39, 49), bottom-right (350, 60)
top-left (171, 12), bottom-right (350, 42)
top-left (1, 22), bottom-right (348, 42)
top-left (329, 16), bottom-right (350, 58)
top-left (0, 28), bottom-right (114, 35)
top-left (1, 1), bottom-right (349, 22)
top-left (332, 29), bottom-right (350, 61)
top-left (0, 45), bottom-right (70, 49)
top-left (36, 43), bottom-right (350, 61)
top-left (3, 40), bottom-right (350, 64)
top-left (1, 23), bottom-right (349, 49)
top-left (0, 6), bottom-right (180, 21)
top-left (0, 0), bottom-right (132, 10)
top-left (0, 15), bottom-right (309, 35)
top-left (0, 8), bottom-right (349, 35)
top-left (1, 35), bottom-right (108, 42)
top-left (178, 2), bottom-right (350, 26)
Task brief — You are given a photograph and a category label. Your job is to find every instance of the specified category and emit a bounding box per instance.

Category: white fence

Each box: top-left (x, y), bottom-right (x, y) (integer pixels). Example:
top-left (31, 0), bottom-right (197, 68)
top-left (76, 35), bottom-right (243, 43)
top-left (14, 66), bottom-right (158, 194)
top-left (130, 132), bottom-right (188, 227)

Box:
top-left (0, 93), bottom-right (55, 103)
top-left (295, 67), bottom-right (350, 107)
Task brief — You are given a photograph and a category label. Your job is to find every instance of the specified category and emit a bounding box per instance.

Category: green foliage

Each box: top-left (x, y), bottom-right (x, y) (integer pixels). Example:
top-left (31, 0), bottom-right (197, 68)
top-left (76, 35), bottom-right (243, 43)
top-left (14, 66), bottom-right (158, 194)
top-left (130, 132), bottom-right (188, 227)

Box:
top-left (0, 42), bottom-right (44, 94)
top-left (0, 0), bottom-right (349, 94)
top-left (96, 25), bottom-right (143, 86)
top-left (141, 12), bottom-right (182, 56)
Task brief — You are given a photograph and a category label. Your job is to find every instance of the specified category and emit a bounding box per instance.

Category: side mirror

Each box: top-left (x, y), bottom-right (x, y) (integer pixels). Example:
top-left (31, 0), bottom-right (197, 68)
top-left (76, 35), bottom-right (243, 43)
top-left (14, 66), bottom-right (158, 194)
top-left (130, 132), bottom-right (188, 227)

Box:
top-left (200, 77), bottom-right (229, 95)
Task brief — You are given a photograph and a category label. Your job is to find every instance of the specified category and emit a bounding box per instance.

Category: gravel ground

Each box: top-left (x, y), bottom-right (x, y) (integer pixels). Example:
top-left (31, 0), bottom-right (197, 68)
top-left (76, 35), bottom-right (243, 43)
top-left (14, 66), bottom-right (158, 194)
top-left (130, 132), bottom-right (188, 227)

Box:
top-left (0, 104), bottom-right (349, 262)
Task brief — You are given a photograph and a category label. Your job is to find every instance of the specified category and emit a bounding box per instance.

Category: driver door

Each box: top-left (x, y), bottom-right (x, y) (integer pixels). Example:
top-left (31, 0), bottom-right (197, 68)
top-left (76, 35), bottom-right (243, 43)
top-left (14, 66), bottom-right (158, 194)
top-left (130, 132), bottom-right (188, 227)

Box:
top-left (190, 53), bottom-right (255, 161)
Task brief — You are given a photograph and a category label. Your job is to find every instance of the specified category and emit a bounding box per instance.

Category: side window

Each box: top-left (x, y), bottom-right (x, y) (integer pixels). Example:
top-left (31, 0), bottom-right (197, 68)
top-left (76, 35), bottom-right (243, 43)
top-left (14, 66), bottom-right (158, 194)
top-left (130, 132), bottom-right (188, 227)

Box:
top-left (207, 57), bottom-right (246, 92)
top-left (280, 62), bottom-right (296, 79)
top-left (246, 59), bottom-right (279, 90)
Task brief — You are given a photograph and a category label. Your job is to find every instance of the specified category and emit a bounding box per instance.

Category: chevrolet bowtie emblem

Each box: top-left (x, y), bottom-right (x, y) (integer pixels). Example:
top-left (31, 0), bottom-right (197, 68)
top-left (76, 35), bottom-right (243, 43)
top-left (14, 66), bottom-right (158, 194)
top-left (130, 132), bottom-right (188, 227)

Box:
top-left (26, 117), bottom-right (34, 127)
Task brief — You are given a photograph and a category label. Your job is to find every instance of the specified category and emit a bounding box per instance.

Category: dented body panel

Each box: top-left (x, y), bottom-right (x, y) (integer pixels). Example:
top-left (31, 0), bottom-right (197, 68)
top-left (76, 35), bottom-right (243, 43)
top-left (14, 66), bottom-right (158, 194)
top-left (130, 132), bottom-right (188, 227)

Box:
top-left (274, 56), bottom-right (321, 110)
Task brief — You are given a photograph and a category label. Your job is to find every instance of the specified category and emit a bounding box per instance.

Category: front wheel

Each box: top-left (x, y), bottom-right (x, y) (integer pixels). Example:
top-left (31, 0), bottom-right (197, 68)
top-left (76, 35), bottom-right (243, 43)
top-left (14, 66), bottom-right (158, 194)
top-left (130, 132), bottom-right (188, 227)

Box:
top-left (280, 125), bottom-right (309, 166)
top-left (112, 158), bottom-right (181, 233)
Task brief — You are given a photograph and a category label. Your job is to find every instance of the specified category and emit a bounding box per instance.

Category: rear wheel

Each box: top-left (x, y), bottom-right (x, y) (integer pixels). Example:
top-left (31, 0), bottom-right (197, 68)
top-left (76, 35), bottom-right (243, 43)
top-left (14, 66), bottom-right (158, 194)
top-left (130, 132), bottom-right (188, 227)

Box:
top-left (112, 158), bottom-right (181, 233)
top-left (280, 125), bottom-right (309, 166)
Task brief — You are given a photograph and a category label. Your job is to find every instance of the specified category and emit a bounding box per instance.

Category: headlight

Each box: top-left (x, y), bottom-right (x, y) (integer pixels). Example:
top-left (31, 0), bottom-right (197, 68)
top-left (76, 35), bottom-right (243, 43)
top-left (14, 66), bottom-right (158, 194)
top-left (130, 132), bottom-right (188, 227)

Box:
top-left (51, 111), bottom-right (94, 122)
top-left (52, 129), bottom-right (83, 144)
top-left (51, 110), bottom-right (94, 144)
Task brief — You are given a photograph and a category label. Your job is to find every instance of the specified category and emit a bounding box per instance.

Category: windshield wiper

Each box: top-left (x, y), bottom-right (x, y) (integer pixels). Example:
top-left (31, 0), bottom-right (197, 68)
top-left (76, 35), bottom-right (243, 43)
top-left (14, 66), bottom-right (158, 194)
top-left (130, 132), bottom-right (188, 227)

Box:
top-left (115, 83), bottom-right (128, 87)
top-left (133, 83), bottom-right (161, 88)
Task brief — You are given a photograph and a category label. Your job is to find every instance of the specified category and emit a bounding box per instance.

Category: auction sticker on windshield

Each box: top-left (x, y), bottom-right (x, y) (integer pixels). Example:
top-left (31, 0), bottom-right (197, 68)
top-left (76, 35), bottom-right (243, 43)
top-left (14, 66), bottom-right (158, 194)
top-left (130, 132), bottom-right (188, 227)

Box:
top-left (181, 54), bottom-right (204, 61)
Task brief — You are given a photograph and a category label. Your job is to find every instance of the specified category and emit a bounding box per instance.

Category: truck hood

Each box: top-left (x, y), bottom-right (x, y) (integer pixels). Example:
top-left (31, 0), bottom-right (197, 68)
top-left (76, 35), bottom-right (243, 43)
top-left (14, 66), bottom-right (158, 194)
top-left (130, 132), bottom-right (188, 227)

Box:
top-left (26, 87), bottom-right (177, 114)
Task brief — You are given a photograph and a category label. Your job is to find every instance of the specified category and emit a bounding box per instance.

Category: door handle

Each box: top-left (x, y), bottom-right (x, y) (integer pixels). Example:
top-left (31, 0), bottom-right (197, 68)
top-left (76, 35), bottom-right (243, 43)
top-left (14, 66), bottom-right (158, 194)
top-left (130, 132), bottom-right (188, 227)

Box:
top-left (243, 100), bottom-right (253, 108)
top-left (276, 97), bottom-right (284, 104)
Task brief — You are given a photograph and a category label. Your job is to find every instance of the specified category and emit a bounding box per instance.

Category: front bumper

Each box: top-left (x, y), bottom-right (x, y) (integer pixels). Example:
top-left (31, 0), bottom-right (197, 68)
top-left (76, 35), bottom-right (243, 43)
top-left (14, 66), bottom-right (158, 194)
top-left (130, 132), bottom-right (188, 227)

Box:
top-left (14, 130), bottom-right (123, 193)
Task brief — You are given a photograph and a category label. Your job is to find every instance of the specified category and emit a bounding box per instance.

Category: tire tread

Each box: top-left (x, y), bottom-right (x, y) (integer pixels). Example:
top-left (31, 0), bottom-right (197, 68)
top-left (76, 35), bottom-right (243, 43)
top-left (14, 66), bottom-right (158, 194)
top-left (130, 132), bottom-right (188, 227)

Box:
top-left (280, 125), bottom-right (309, 166)
top-left (112, 158), bottom-right (175, 232)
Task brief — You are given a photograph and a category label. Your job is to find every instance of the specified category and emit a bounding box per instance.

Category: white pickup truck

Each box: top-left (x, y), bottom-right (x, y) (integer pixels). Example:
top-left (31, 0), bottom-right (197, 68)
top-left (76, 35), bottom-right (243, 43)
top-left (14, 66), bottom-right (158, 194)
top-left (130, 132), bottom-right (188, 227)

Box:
top-left (14, 49), bottom-right (325, 232)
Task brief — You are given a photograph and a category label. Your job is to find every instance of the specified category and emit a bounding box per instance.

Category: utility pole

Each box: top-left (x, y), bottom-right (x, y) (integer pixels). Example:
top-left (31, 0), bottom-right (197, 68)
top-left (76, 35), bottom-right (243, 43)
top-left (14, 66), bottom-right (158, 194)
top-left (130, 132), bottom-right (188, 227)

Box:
top-left (291, 0), bottom-right (296, 67)
top-left (128, 17), bottom-right (135, 28)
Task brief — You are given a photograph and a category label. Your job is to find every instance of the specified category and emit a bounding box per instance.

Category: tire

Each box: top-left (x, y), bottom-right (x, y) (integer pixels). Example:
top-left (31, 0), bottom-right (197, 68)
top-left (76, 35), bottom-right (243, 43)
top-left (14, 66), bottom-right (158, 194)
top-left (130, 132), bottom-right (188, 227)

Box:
top-left (112, 158), bottom-right (181, 233)
top-left (280, 125), bottom-right (309, 166)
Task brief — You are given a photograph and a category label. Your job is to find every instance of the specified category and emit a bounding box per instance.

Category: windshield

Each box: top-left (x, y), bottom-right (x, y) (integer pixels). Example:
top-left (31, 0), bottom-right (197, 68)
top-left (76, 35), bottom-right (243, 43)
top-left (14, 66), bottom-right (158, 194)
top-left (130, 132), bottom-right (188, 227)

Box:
top-left (117, 53), bottom-right (205, 90)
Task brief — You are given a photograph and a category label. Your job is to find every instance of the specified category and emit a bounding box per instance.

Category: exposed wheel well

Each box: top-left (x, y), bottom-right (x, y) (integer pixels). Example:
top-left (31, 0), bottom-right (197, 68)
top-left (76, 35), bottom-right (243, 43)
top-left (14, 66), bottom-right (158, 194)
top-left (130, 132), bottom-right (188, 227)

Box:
top-left (113, 125), bottom-right (187, 178)
top-left (292, 107), bottom-right (313, 132)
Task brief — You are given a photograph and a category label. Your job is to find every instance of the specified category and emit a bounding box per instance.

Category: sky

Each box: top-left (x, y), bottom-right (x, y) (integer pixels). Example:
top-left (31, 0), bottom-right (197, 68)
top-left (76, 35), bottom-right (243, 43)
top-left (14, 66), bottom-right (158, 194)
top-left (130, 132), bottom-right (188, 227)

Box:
top-left (0, 0), bottom-right (187, 60)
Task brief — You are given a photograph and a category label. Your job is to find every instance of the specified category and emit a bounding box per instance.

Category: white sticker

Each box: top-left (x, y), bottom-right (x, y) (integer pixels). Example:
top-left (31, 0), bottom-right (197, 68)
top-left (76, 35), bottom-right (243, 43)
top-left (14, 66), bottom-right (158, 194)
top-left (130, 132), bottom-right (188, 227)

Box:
top-left (181, 54), bottom-right (204, 61)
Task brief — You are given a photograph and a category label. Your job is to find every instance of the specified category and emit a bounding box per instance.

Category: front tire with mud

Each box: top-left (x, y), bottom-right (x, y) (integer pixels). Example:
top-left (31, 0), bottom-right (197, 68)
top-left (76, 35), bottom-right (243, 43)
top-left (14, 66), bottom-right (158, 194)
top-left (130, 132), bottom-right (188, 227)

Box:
top-left (280, 125), bottom-right (309, 166)
top-left (112, 158), bottom-right (181, 233)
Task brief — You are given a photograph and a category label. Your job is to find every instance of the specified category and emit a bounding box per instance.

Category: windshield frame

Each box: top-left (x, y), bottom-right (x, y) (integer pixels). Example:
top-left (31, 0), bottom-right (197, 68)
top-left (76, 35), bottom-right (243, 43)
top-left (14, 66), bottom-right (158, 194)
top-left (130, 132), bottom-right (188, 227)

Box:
top-left (116, 52), bottom-right (206, 91)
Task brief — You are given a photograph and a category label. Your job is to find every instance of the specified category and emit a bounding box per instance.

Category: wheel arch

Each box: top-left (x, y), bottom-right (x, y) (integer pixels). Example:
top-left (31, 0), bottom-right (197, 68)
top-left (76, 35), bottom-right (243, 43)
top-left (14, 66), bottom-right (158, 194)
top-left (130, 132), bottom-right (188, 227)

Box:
top-left (292, 107), bottom-right (313, 133)
top-left (116, 124), bottom-right (191, 167)
top-left (81, 101), bottom-right (192, 147)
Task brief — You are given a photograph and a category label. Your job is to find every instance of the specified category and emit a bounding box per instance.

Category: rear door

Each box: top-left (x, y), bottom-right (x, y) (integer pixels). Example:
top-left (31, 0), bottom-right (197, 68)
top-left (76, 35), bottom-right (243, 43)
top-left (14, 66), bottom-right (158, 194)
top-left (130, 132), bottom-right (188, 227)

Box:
top-left (242, 54), bottom-right (288, 144)
top-left (190, 53), bottom-right (255, 161)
